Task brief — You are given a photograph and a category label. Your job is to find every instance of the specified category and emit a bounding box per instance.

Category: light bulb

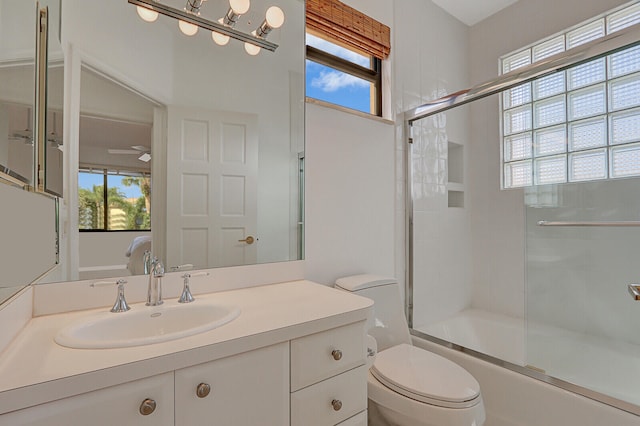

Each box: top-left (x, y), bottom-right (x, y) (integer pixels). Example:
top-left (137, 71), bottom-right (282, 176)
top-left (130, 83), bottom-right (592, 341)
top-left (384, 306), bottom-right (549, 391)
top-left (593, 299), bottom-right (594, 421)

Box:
top-left (136, 5), bottom-right (159, 22)
top-left (244, 42), bottom-right (261, 56)
top-left (178, 20), bottom-right (199, 36)
top-left (211, 18), bottom-right (230, 45)
top-left (229, 0), bottom-right (250, 14)
top-left (212, 19), bottom-right (230, 46)
top-left (265, 6), bottom-right (285, 28)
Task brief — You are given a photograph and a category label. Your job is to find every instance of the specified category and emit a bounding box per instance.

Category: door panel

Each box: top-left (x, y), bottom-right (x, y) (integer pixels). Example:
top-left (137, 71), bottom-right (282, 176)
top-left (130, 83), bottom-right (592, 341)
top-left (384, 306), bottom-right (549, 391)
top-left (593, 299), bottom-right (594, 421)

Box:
top-left (166, 106), bottom-right (257, 269)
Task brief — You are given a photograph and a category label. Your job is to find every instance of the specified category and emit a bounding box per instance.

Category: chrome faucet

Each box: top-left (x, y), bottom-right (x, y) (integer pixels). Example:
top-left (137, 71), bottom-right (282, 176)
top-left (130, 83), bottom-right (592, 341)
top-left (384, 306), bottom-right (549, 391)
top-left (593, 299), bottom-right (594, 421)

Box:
top-left (146, 257), bottom-right (164, 306)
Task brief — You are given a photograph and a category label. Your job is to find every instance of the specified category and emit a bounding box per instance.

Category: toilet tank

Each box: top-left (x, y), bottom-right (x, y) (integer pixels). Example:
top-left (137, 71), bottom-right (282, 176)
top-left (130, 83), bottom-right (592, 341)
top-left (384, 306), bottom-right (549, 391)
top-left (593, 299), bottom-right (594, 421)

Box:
top-left (335, 274), bottom-right (412, 352)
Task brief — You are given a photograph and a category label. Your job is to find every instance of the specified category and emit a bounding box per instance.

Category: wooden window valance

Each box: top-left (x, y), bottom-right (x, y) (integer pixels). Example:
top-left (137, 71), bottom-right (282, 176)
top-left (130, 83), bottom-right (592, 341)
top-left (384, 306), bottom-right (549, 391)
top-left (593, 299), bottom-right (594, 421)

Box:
top-left (306, 0), bottom-right (391, 60)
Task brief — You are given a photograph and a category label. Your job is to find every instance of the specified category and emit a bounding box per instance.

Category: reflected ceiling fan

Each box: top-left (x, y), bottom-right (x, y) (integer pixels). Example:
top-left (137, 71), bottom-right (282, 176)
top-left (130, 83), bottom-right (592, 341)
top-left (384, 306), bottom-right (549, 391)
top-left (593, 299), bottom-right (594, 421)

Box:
top-left (107, 145), bottom-right (151, 162)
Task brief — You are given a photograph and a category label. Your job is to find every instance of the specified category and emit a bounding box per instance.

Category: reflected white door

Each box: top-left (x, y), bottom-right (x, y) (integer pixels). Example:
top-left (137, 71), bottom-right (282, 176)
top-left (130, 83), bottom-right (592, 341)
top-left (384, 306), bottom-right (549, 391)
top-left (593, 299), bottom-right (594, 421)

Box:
top-left (166, 106), bottom-right (258, 269)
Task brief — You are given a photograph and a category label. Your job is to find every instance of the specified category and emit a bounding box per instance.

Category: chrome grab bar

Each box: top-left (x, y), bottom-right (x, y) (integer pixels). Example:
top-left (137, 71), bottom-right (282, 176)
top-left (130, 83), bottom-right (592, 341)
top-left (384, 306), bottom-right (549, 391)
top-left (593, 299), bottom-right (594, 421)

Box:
top-left (537, 220), bottom-right (640, 227)
top-left (628, 285), bottom-right (640, 301)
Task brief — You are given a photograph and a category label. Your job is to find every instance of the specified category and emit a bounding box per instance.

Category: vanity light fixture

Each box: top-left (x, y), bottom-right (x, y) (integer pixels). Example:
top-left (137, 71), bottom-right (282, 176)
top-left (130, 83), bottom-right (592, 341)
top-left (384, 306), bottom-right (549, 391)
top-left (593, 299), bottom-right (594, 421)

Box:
top-left (128, 0), bottom-right (282, 53)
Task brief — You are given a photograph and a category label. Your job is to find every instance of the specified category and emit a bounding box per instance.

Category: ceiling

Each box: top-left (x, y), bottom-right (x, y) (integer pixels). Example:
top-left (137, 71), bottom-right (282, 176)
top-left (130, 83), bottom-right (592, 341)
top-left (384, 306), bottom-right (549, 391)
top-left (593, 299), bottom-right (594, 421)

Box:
top-left (431, 0), bottom-right (521, 26)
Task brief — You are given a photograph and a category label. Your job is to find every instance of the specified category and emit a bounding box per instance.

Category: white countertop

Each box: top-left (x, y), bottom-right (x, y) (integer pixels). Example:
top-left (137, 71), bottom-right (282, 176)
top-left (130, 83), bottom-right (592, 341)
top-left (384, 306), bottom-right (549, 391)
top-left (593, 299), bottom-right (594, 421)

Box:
top-left (0, 280), bottom-right (373, 414)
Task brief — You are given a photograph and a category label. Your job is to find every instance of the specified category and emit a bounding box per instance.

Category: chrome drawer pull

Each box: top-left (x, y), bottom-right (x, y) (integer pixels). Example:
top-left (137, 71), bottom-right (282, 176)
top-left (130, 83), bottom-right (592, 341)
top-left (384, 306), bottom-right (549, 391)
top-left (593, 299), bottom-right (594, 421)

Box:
top-left (196, 382), bottom-right (211, 398)
top-left (139, 398), bottom-right (156, 416)
top-left (331, 349), bottom-right (343, 361)
top-left (331, 399), bottom-right (343, 411)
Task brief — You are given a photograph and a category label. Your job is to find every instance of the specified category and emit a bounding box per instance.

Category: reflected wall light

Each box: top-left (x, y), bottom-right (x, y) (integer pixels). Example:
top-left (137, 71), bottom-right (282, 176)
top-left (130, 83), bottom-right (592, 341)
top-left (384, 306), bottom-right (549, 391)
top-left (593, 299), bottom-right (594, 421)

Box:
top-left (129, 0), bottom-right (283, 53)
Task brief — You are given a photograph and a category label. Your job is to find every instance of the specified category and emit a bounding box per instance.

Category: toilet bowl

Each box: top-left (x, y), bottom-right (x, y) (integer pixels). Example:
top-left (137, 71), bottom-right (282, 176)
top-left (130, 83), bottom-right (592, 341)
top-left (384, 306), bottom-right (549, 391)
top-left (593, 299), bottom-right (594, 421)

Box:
top-left (335, 274), bottom-right (485, 426)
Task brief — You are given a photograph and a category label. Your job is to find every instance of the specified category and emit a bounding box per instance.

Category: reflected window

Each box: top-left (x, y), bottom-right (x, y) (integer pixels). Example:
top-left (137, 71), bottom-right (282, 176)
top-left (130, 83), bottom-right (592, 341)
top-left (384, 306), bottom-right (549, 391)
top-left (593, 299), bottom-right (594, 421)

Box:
top-left (78, 169), bottom-right (151, 231)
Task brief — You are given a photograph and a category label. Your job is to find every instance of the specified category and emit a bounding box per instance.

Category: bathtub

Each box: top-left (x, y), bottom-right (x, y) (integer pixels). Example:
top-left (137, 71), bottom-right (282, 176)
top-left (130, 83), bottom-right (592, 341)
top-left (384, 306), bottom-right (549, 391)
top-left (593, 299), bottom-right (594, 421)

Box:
top-left (412, 309), bottom-right (640, 426)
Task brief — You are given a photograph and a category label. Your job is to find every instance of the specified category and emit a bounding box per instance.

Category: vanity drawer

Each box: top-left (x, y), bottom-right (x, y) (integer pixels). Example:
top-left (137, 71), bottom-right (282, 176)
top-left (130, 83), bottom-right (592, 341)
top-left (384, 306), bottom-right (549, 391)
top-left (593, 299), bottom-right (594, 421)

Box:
top-left (336, 411), bottom-right (367, 426)
top-left (291, 365), bottom-right (367, 426)
top-left (291, 321), bottom-right (366, 391)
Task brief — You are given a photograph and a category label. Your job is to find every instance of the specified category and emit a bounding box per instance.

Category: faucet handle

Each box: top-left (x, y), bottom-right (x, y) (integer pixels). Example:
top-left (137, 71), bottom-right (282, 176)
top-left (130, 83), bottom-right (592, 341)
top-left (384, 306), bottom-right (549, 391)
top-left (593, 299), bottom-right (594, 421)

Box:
top-left (179, 272), bottom-right (210, 303)
top-left (111, 279), bottom-right (131, 313)
top-left (142, 250), bottom-right (152, 275)
top-left (91, 279), bottom-right (130, 313)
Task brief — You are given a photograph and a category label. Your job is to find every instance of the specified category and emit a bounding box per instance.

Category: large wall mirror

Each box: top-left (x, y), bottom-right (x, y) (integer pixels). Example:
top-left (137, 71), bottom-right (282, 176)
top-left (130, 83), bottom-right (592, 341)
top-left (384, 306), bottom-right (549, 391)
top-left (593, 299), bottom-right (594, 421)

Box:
top-left (0, 0), bottom-right (305, 305)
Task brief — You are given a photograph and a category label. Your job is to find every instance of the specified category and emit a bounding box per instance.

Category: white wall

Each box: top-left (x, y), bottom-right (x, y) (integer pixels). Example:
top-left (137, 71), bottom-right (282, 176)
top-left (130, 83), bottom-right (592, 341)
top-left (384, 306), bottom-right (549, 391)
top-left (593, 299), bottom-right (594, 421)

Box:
top-left (304, 104), bottom-right (395, 285)
top-left (467, 0), bottom-right (630, 317)
top-left (79, 231), bottom-right (150, 268)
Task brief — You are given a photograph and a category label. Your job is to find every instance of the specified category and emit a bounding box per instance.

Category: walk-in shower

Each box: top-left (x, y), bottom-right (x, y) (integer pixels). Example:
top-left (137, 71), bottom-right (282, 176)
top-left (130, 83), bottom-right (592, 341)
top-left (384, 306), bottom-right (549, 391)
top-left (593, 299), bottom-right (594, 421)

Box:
top-left (405, 18), bottom-right (640, 415)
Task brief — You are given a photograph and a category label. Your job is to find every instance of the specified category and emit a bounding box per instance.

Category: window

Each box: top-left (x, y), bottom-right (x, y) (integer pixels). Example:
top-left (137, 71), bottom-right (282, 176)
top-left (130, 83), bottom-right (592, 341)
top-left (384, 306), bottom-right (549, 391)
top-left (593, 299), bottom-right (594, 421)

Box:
top-left (500, 1), bottom-right (640, 188)
top-left (306, 34), bottom-right (382, 115)
top-left (79, 169), bottom-right (151, 231)
top-left (305, 0), bottom-right (390, 116)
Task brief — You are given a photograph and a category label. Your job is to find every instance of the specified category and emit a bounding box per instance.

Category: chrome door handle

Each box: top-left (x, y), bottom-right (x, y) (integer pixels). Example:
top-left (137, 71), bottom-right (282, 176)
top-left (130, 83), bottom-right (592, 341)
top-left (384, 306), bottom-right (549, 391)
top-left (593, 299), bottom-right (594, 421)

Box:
top-left (238, 236), bottom-right (255, 244)
top-left (628, 284), bottom-right (640, 300)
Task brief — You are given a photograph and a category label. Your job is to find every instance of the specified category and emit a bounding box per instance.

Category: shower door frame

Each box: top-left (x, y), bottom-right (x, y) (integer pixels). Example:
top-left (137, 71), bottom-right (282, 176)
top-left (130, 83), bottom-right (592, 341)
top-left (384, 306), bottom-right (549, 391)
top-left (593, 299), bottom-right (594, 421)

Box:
top-left (404, 22), bottom-right (640, 417)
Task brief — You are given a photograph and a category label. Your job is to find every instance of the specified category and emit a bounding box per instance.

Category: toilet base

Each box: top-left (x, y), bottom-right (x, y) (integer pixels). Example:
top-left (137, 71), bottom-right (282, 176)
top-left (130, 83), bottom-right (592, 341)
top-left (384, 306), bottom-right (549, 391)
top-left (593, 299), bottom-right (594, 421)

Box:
top-left (367, 371), bottom-right (486, 426)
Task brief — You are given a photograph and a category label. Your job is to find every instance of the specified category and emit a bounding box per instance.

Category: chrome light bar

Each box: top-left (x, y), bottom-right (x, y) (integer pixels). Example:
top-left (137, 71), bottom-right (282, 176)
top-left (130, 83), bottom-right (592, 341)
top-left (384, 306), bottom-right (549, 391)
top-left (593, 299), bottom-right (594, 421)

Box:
top-left (128, 0), bottom-right (279, 52)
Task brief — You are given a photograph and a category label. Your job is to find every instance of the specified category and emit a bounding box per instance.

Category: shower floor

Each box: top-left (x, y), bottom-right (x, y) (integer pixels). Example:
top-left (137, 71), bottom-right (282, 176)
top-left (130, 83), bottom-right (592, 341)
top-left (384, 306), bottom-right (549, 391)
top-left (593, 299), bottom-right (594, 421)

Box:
top-left (415, 308), bottom-right (640, 407)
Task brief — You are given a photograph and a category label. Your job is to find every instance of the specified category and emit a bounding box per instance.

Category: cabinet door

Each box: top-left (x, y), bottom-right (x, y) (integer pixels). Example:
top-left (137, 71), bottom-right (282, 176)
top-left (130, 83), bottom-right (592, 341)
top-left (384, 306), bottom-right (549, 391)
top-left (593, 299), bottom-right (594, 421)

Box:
top-left (0, 372), bottom-right (174, 426)
top-left (175, 342), bottom-right (289, 426)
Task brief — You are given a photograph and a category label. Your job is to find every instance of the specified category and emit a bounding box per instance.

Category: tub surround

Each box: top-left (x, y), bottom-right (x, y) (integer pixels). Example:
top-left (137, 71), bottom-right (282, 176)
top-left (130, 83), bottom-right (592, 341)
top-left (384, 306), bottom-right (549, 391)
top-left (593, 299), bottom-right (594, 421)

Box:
top-left (0, 272), bottom-right (371, 417)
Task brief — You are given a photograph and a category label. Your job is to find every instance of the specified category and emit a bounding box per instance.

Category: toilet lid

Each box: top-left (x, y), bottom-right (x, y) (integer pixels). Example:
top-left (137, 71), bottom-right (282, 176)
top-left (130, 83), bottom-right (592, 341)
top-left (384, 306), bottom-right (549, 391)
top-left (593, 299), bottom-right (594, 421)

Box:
top-left (371, 344), bottom-right (481, 409)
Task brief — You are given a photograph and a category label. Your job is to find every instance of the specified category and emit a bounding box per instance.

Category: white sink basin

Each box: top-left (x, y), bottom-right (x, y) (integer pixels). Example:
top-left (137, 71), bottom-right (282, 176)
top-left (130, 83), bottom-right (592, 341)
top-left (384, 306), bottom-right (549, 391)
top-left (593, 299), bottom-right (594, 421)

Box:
top-left (55, 301), bottom-right (241, 349)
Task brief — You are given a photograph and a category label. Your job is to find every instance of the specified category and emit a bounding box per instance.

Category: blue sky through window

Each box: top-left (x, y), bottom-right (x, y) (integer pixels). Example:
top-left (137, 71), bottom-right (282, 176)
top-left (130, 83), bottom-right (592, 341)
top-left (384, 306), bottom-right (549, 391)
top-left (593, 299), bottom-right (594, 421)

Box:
top-left (79, 172), bottom-right (143, 199)
top-left (306, 34), bottom-right (372, 114)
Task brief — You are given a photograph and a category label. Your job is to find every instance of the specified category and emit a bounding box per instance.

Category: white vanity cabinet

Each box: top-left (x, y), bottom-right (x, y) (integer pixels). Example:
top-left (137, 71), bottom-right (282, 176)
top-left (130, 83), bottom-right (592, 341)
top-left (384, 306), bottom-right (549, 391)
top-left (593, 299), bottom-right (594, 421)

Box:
top-left (290, 322), bottom-right (368, 426)
top-left (174, 342), bottom-right (290, 425)
top-left (0, 372), bottom-right (174, 426)
top-left (0, 282), bottom-right (374, 426)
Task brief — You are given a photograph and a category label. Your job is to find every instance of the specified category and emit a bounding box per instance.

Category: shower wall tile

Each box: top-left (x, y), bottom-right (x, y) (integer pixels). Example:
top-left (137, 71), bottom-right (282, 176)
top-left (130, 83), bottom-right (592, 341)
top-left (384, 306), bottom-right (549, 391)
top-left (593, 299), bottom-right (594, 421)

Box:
top-left (394, 0), bottom-right (472, 328)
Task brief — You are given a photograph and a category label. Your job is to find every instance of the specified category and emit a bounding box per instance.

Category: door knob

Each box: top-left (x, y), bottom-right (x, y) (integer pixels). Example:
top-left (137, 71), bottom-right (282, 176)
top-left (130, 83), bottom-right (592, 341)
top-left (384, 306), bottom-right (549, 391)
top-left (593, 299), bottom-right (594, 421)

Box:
top-left (238, 236), bottom-right (255, 244)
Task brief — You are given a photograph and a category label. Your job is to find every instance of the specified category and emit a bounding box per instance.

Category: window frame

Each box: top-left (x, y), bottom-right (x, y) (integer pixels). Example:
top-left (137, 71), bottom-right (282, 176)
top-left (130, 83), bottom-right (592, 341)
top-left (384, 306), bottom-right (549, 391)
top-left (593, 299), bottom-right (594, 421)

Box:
top-left (306, 41), bottom-right (383, 116)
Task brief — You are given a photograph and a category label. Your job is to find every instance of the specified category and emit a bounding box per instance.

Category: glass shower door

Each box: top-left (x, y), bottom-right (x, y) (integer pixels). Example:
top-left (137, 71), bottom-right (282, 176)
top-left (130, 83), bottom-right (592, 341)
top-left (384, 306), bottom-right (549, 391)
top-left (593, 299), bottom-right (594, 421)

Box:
top-left (525, 179), bottom-right (640, 408)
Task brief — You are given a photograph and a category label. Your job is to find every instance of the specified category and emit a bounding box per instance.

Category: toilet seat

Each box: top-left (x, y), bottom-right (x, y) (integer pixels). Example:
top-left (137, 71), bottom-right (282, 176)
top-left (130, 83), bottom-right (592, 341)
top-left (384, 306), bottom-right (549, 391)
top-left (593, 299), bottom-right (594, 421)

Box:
top-left (371, 344), bottom-right (481, 409)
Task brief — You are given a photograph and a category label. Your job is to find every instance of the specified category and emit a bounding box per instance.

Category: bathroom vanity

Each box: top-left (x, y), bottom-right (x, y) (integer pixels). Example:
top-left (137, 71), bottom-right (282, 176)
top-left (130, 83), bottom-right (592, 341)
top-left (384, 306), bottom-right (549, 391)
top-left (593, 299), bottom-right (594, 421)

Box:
top-left (0, 280), bottom-right (371, 425)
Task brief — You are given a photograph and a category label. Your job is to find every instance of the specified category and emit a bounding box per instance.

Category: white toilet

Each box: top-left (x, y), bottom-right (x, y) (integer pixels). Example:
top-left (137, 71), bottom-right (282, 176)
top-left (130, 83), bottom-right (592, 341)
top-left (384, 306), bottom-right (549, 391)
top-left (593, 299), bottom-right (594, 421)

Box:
top-left (335, 274), bottom-right (486, 426)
